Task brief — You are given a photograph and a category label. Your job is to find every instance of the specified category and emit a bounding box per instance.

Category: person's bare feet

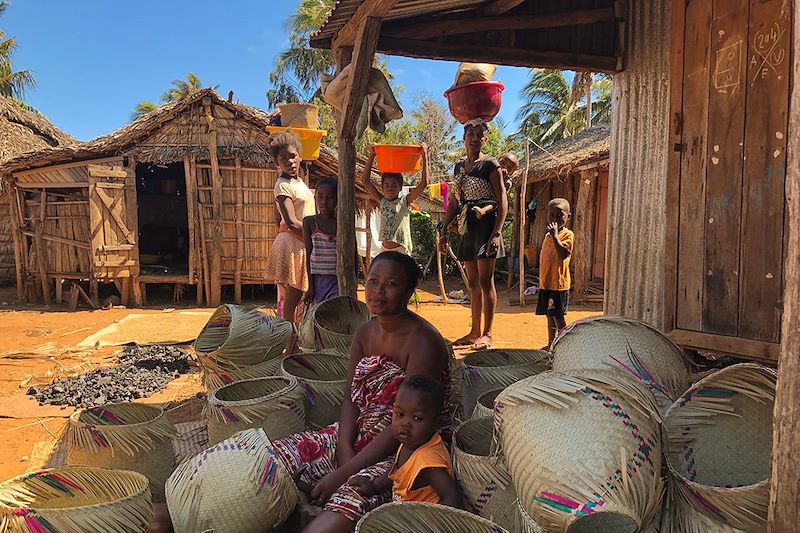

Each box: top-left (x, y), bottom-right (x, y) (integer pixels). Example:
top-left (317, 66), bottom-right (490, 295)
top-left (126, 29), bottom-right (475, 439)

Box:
top-left (470, 335), bottom-right (493, 350)
top-left (453, 332), bottom-right (481, 346)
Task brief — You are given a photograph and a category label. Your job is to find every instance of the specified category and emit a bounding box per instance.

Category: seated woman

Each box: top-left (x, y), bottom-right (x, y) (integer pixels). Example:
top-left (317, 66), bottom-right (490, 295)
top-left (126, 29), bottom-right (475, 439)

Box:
top-left (274, 251), bottom-right (452, 533)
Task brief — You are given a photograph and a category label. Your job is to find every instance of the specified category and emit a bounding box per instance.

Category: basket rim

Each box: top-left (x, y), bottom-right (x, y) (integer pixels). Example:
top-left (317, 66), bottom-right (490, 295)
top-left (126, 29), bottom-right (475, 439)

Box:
top-left (69, 402), bottom-right (165, 430)
top-left (453, 416), bottom-right (494, 458)
top-left (194, 305), bottom-right (293, 356)
top-left (281, 352), bottom-right (349, 384)
top-left (311, 296), bottom-right (371, 332)
top-left (463, 349), bottom-right (548, 369)
top-left (0, 467), bottom-right (150, 513)
top-left (208, 376), bottom-right (299, 407)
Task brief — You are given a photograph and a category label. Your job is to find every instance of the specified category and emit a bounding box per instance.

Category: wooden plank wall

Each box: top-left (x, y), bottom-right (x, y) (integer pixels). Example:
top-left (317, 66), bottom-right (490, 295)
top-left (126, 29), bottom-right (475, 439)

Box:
top-left (674, 0), bottom-right (791, 349)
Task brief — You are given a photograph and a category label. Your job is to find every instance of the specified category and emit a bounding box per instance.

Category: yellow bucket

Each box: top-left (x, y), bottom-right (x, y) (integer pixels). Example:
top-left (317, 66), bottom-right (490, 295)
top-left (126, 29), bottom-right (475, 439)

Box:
top-left (266, 126), bottom-right (327, 161)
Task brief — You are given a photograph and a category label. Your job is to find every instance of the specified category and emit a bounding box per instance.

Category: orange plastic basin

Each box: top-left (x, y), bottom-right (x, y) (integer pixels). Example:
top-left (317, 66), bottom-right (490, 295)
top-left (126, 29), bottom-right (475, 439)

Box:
top-left (373, 144), bottom-right (423, 173)
top-left (266, 126), bottom-right (327, 161)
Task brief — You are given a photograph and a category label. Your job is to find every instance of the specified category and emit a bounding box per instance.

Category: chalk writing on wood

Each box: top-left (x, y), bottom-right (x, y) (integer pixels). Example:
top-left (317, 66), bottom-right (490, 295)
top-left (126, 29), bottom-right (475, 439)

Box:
top-left (714, 40), bottom-right (743, 93)
top-left (750, 21), bottom-right (787, 85)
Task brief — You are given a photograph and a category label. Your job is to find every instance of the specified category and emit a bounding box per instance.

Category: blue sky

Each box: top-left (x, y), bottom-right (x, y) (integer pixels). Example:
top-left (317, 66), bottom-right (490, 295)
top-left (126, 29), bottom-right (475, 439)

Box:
top-left (3, 1), bottom-right (532, 142)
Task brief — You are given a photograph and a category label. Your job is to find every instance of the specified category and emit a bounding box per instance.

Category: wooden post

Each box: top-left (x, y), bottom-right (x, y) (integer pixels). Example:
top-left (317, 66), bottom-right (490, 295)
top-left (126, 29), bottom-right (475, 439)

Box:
top-left (198, 198), bottom-right (212, 306)
top-left (572, 169), bottom-right (598, 302)
top-left (518, 139), bottom-right (530, 306)
top-left (336, 17), bottom-right (381, 298)
top-left (183, 156), bottom-right (196, 287)
top-left (234, 157), bottom-right (245, 304)
top-left (203, 97), bottom-right (223, 307)
top-left (768, 3), bottom-right (800, 528)
top-left (436, 230), bottom-right (447, 306)
top-left (507, 184), bottom-right (520, 290)
top-left (35, 190), bottom-right (51, 305)
top-left (10, 184), bottom-right (24, 303)
top-left (365, 208), bottom-right (372, 273)
top-left (125, 159), bottom-right (143, 307)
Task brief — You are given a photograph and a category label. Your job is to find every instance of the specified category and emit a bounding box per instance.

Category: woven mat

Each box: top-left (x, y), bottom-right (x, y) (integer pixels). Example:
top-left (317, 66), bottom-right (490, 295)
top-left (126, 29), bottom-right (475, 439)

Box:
top-left (78, 311), bottom-right (213, 347)
top-left (29, 420), bottom-right (209, 472)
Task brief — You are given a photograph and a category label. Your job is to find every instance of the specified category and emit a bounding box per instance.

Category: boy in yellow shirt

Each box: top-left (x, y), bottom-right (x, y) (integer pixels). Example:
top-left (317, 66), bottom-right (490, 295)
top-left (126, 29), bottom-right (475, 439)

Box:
top-left (537, 198), bottom-right (574, 346)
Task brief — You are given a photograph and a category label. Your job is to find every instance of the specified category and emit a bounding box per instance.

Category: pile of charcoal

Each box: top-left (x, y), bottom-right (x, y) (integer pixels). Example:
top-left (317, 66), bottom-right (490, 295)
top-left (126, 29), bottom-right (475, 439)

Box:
top-left (28, 345), bottom-right (194, 408)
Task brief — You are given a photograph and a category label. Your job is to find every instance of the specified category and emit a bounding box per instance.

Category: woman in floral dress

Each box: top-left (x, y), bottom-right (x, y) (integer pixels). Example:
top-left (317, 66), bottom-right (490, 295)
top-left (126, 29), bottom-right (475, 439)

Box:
top-left (274, 251), bottom-right (452, 532)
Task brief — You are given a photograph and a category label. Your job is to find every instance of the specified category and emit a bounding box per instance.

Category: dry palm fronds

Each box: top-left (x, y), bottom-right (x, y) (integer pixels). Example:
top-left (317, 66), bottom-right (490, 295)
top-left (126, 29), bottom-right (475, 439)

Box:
top-left (281, 352), bottom-right (349, 429)
top-left (664, 363), bottom-right (775, 532)
top-left (461, 349), bottom-right (549, 417)
top-left (472, 387), bottom-right (504, 420)
top-left (551, 316), bottom-right (691, 411)
top-left (205, 376), bottom-right (305, 445)
top-left (0, 467), bottom-right (152, 532)
top-left (166, 428), bottom-right (298, 533)
top-left (453, 417), bottom-right (521, 531)
top-left (297, 296), bottom-right (371, 353)
top-left (495, 370), bottom-right (664, 532)
top-left (197, 352), bottom-right (283, 391)
top-left (0, 342), bottom-right (99, 361)
top-left (355, 501), bottom-right (509, 532)
top-left (66, 403), bottom-right (176, 503)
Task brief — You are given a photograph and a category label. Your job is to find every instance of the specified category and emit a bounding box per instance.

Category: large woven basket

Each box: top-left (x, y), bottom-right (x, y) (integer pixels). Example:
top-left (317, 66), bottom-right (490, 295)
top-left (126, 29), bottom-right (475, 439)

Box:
top-left (166, 428), bottom-right (298, 533)
top-left (495, 371), bottom-right (664, 532)
top-left (472, 387), bottom-right (504, 419)
top-left (199, 354), bottom-right (283, 391)
top-left (206, 376), bottom-right (305, 445)
top-left (297, 296), bottom-right (371, 353)
top-left (194, 305), bottom-right (293, 369)
top-left (355, 501), bottom-right (509, 532)
top-left (551, 316), bottom-right (690, 410)
top-left (453, 417), bottom-right (525, 531)
top-left (664, 363), bottom-right (776, 532)
top-left (0, 467), bottom-right (152, 532)
top-left (280, 352), bottom-right (349, 429)
top-left (461, 349), bottom-right (549, 417)
top-left (659, 485), bottom-right (744, 533)
top-left (66, 402), bottom-right (176, 503)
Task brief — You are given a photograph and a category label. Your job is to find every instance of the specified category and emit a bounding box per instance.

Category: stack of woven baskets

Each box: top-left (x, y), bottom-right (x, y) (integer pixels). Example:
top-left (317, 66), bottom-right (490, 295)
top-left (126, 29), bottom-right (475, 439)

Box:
top-left (297, 296), bottom-right (371, 353)
top-left (459, 315), bottom-right (777, 533)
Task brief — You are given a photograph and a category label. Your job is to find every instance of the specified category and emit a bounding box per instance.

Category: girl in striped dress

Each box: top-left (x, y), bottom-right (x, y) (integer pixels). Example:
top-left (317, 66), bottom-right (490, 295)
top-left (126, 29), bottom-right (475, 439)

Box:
top-left (303, 178), bottom-right (339, 305)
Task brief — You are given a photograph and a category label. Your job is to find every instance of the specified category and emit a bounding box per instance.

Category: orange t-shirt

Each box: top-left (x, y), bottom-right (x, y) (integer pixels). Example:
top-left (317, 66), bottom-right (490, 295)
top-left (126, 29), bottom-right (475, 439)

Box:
top-left (388, 433), bottom-right (453, 504)
top-left (538, 228), bottom-right (574, 291)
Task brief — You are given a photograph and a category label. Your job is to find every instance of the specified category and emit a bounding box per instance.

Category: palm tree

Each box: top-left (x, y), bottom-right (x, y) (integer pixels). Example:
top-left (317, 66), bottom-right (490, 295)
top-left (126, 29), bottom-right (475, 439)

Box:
top-left (267, 0), bottom-right (336, 107)
top-left (0, 1), bottom-right (37, 106)
top-left (516, 69), bottom-right (612, 146)
top-left (132, 73), bottom-right (207, 120)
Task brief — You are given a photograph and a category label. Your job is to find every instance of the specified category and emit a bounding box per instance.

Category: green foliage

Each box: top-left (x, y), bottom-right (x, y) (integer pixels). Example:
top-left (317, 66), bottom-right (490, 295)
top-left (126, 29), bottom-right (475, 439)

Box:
top-left (410, 211), bottom-right (437, 266)
top-left (0, 1), bottom-right (37, 104)
top-left (132, 73), bottom-right (209, 121)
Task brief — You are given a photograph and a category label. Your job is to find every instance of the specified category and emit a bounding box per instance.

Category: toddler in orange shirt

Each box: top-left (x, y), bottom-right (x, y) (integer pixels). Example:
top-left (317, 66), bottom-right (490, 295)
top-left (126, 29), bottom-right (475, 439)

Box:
top-left (537, 197), bottom-right (574, 346)
top-left (349, 375), bottom-right (461, 507)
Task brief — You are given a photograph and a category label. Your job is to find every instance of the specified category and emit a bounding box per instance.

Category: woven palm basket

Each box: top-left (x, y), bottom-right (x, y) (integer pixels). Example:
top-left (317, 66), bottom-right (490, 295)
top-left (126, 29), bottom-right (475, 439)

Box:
top-left (550, 316), bottom-right (690, 411)
top-left (66, 402), bottom-right (176, 503)
top-left (166, 428), bottom-right (298, 533)
top-left (0, 467), bottom-right (152, 532)
top-left (297, 296), bottom-right (371, 352)
top-left (664, 363), bottom-right (776, 532)
top-left (461, 349), bottom-right (549, 418)
top-left (495, 370), bottom-right (664, 533)
top-left (355, 502), bottom-right (509, 532)
top-left (206, 376), bottom-right (305, 445)
top-left (659, 484), bottom-right (745, 533)
top-left (194, 305), bottom-right (293, 369)
top-left (280, 352), bottom-right (349, 429)
top-left (472, 387), bottom-right (505, 419)
top-left (199, 354), bottom-right (283, 391)
top-left (453, 417), bottom-right (526, 531)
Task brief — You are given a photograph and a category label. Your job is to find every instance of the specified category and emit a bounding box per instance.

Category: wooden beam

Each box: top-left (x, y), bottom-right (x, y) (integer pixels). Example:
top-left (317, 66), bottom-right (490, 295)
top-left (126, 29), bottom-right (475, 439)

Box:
top-left (384, 8), bottom-right (616, 40)
top-left (481, 0), bottom-right (526, 16)
top-left (340, 17), bottom-right (382, 140)
top-left (769, 0), bottom-right (800, 526)
top-left (518, 140), bottom-right (530, 307)
top-left (123, 160), bottom-right (142, 307)
top-left (10, 185), bottom-right (24, 303)
top-left (35, 190), bottom-right (51, 305)
top-left (667, 329), bottom-right (779, 364)
top-left (203, 97), bottom-right (223, 307)
top-left (331, 0), bottom-right (398, 50)
top-left (376, 37), bottom-right (621, 73)
top-left (234, 157), bottom-right (244, 304)
top-left (572, 170), bottom-right (598, 302)
top-left (12, 157), bottom-right (122, 179)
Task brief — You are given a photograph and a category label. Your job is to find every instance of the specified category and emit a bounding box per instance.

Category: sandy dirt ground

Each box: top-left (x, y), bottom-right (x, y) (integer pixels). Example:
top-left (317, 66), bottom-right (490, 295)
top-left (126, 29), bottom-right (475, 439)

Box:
top-left (0, 281), bottom-right (601, 483)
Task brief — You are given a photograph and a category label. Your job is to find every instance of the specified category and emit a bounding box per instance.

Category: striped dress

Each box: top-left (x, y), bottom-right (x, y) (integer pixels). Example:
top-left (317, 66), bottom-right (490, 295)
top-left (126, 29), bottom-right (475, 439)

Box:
top-left (309, 216), bottom-right (338, 304)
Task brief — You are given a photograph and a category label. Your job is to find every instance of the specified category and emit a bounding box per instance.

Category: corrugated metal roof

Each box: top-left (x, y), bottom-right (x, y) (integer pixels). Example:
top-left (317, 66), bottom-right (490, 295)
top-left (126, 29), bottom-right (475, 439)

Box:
top-left (312, 0), bottom-right (489, 45)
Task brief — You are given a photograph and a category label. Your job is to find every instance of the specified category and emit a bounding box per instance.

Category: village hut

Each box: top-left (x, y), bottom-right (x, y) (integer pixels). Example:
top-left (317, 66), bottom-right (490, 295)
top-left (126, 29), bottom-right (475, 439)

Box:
top-left (0, 89), bottom-right (376, 308)
top-left (308, 0), bottom-right (800, 526)
top-left (0, 97), bottom-right (75, 285)
top-left (515, 125), bottom-right (609, 303)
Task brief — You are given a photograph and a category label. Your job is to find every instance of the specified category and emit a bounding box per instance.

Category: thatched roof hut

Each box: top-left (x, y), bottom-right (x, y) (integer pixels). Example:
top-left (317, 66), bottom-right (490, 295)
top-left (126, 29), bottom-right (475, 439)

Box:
top-left (523, 125), bottom-right (610, 184)
top-left (0, 98), bottom-right (74, 284)
top-left (0, 89), bottom-right (376, 307)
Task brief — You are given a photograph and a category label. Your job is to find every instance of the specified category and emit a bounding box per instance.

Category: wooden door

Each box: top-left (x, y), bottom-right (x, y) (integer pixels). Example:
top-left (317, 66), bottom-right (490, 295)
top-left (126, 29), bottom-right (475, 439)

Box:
top-left (670, 0), bottom-right (791, 360)
top-left (88, 164), bottom-right (139, 280)
top-left (592, 170), bottom-right (608, 280)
